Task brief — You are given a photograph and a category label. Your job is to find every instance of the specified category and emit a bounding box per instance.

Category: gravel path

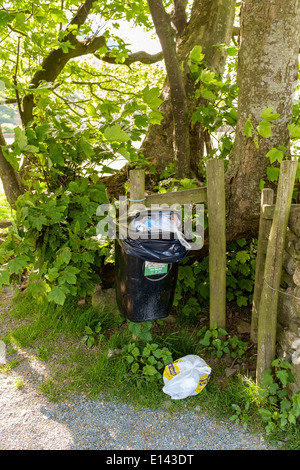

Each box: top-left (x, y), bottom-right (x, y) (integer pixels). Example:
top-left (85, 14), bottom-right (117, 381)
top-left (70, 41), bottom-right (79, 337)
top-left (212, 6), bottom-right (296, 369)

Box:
top-left (0, 372), bottom-right (280, 451)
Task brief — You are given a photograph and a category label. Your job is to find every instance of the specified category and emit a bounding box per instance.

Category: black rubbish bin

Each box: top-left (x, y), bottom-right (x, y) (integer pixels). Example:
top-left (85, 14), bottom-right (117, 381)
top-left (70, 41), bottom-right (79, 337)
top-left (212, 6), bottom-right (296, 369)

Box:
top-left (115, 209), bottom-right (190, 322)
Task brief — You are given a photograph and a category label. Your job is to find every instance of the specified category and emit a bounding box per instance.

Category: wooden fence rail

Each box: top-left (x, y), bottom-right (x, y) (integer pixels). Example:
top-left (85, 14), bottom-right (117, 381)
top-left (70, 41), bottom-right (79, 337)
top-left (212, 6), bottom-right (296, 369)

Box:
top-left (129, 159), bottom-right (227, 329)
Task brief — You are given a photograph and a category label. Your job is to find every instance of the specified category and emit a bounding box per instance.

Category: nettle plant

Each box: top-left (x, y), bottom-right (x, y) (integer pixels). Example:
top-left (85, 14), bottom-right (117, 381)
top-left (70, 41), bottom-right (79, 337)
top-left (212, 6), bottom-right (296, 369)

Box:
top-left (174, 238), bottom-right (257, 322)
top-left (121, 321), bottom-right (173, 382)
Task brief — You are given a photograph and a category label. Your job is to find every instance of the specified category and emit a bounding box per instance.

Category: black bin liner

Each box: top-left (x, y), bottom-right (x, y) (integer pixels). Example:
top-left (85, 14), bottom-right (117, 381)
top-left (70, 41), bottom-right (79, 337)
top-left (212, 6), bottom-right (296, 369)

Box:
top-left (115, 209), bottom-right (190, 322)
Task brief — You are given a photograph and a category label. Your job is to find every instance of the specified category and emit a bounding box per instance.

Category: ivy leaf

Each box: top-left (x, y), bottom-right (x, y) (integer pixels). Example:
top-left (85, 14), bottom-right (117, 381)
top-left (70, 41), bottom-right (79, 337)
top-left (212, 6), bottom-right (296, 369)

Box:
top-left (48, 286), bottom-right (66, 305)
top-left (104, 125), bottom-right (130, 142)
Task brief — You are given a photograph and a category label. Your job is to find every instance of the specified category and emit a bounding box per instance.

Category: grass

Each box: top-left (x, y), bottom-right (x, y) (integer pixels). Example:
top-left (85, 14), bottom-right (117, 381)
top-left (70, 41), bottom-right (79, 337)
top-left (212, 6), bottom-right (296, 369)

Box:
top-left (1, 289), bottom-right (300, 449)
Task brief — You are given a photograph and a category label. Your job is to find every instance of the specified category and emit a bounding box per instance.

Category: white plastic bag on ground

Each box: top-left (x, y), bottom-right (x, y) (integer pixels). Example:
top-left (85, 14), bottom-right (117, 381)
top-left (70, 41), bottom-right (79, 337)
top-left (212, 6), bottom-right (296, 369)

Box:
top-left (162, 354), bottom-right (211, 400)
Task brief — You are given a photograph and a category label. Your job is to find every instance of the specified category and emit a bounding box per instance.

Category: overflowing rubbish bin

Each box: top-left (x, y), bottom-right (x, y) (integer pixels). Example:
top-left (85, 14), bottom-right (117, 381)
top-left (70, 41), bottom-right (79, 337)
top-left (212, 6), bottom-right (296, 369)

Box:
top-left (115, 209), bottom-right (191, 322)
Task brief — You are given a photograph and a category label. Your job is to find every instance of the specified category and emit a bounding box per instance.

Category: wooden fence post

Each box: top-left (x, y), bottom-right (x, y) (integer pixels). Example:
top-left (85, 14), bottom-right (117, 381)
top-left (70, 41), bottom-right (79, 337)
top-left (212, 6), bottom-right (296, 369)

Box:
top-left (251, 188), bottom-right (274, 343)
top-left (206, 159), bottom-right (226, 329)
top-left (256, 160), bottom-right (298, 384)
top-left (129, 169), bottom-right (145, 210)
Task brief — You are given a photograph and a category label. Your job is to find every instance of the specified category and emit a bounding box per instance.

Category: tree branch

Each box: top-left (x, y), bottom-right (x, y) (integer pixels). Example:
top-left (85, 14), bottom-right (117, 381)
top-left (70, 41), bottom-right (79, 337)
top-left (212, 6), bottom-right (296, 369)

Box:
top-left (170, 0), bottom-right (188, 35)
top-left (95, 49), bottom-right (164, 66)
top-left (22, 35), bottom-right (106, 126)
top-left (147, 0), bottom-right (190, 177)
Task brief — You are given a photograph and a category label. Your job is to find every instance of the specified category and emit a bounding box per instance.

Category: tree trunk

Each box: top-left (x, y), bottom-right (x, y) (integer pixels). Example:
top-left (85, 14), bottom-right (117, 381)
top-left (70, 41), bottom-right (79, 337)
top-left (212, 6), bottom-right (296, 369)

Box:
top-left (142, 0), bottom-right (237, 172)
top-left (147, 0), bottom-right (190, 178)
top-left (0, 126), bottom-right (24, 207)
top-left (225, 0), bottom-right (300, 242)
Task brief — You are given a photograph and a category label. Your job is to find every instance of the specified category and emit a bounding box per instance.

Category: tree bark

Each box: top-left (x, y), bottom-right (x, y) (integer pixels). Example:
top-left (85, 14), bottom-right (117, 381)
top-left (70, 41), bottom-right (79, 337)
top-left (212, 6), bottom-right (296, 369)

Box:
top-left (0, 126), bottom-right (24, 207)
top-left (225, 0), bottom-right (300, 242)
top-left (142, 0), bottom-right (237, 172)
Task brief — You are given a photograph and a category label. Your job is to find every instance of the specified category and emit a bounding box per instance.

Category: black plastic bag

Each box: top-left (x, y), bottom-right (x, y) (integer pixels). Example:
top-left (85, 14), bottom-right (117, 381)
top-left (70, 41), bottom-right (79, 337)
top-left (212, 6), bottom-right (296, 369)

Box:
top-left (118, 237), bottom-right (189, 263)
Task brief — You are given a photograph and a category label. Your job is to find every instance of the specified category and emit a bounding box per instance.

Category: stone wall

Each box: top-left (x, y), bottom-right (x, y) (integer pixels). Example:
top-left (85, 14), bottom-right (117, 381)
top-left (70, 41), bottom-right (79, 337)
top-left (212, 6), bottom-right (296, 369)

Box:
top-left (277, 208), bottom-right (300, 394)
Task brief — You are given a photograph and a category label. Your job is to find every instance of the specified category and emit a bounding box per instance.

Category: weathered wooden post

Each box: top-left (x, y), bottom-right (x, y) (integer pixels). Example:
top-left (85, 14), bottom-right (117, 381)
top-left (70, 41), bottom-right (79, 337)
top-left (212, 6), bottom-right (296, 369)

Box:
top-left (256, 160), bottom-right (298, 384)
top-left (251, 188), bottom-right (274, 343)
top-left (206, 159), bottom-right (226, 329)
top-left (129, 169), bottom-right (145, 210)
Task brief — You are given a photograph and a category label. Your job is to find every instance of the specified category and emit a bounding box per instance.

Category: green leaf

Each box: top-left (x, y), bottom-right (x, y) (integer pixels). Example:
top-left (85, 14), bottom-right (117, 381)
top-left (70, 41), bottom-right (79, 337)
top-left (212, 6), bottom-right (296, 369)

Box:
top-left (142, 86), bottom-right (163, 109)
top-left (244, 118), bottom-right (253, 137)
top-left (31, 215), bottom-right (48, 231)
top-left (259, 179), bottom-right (265, 190)
top-left (56, 247), bottom-right (72, 266)
top-left (142, 364), bottom-right (158, 376)
top-left (266, 147), bottom-right (284, 164)
top-left (14, 127), bottom-right (39, 153)
top-left (47, 267), bottom-right (59, 282)
top-left (276, 369), bottom-right (290, 386)
top-left (8, 255), bottom-right (29, 274)
top-left (48, 286), bottom-right (66, 305)
top-left (131, 363), bottom-right (139, 374)
top-left (79, 137), bottom-right (94, 157)
top-left (199, 69), bottom-right (216, 85)
top-left (0, 268), bottom-right (10, 286)
top-left (201, 88), bottom-right (217, 101)
top-left (189, 45), bottom-right (205, 64)
top-left (118, 147), bottom-right (131, 161)
top-left (261, 107), bottom-right (280, 121)
top-left (86, 103), bottom-right (97, 116)
top-left (59, 266), bottom-right (79, 285)
top-left (266, 166), bottom-right (280, 182)
top-left (1, 148), bottom-right (19, 171)
top-left (104, 125), bottom-right (130, 142)
top-left (14, 127), bottom-right (28, 151)
top-left (257, 121), bottom-right (273, 138)
top-left (237, 295), bottom-right (248, 307)
top-left (236, 251), bottom-right (250, 264)
top-left (288, 123), bottom-right (300, 139)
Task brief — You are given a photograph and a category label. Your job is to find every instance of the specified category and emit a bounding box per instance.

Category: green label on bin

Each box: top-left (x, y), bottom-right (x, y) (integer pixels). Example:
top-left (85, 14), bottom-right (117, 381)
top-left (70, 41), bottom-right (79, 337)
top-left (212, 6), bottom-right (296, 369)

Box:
top-left (144, 261), bottom-right (168, 276)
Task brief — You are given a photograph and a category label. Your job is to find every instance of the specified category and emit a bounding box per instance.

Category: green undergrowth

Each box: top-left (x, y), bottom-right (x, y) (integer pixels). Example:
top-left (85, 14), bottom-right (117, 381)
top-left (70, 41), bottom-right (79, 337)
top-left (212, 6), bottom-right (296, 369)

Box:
top-left (1, 290), bottom-right (299, 449)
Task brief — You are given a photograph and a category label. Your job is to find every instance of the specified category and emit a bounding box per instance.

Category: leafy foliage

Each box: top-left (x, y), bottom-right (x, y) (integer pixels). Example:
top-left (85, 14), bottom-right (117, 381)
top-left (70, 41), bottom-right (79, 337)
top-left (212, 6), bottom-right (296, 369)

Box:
top-left (197, 321), bottom-right (249, 359)
top-left (174, 238), bottom-right (257, 322)
top-left (121, 320), bottom-right (173, 382)
top-left (258, 359), bottom-right (300, 434)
